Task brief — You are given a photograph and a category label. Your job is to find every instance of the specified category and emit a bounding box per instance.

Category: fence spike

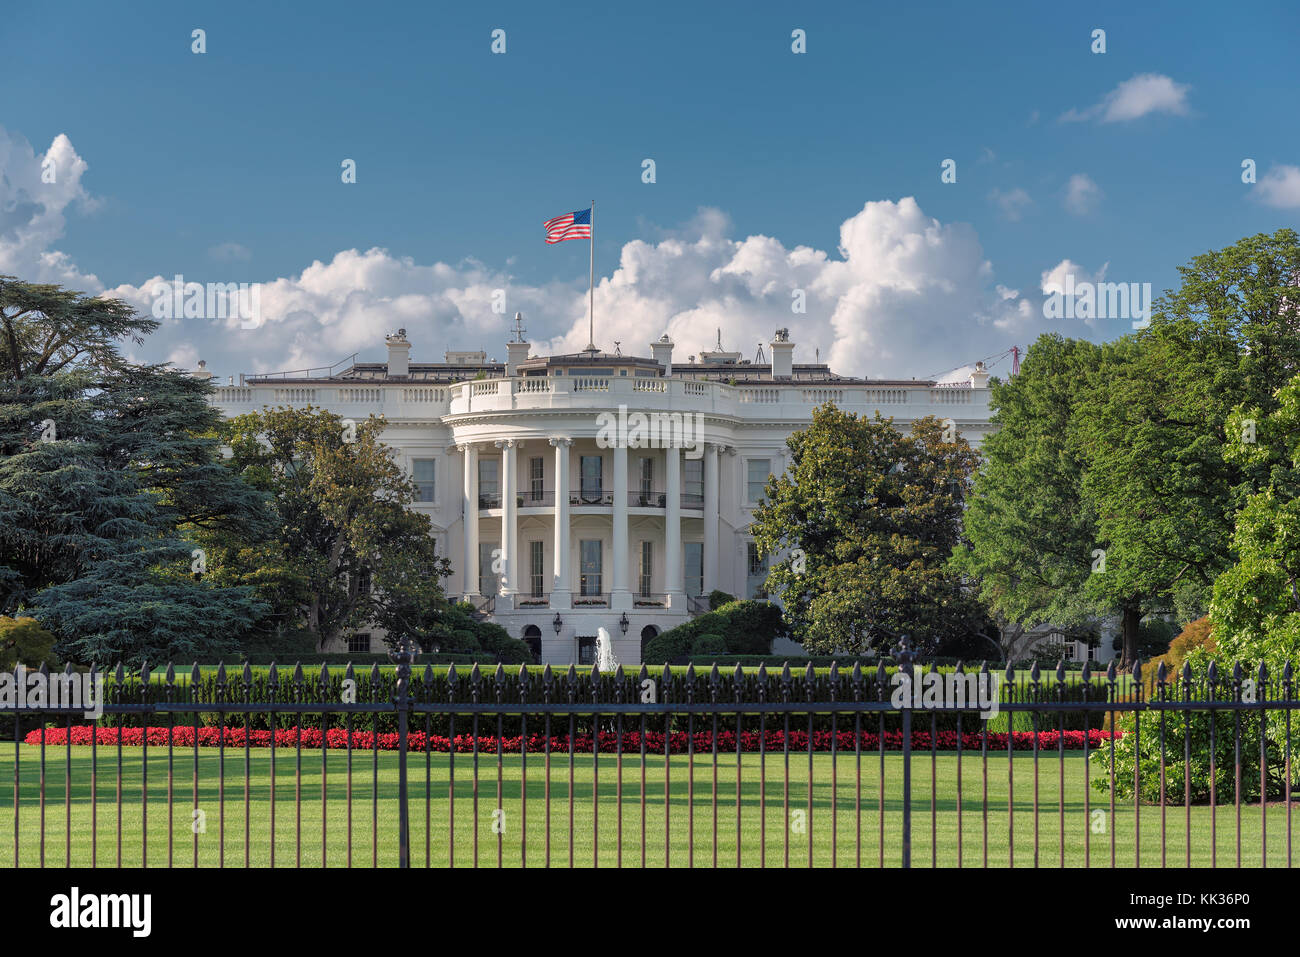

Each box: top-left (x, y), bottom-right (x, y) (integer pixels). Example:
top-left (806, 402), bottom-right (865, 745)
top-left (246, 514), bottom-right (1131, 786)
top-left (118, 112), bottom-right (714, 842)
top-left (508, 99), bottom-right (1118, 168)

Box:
top-left (471, 663), bottom-right (481, 686)
top-left (1081, 659), bottom-right (1091, 683)
top-left (139, 661), bottom-right (150, 683)
top-left (710, 662), bottom-right (720, 686)
top-left (423, 663), bottom-right (433, 686)
top-left (637, 663), bottom-right (648, 686)
top-left (829, 659), bottom-right (840, 682)
top-left (165, 662), bottom-right (176, 685)
top-left (955, 660), bottom-right (965, 675)
top-left (1232, 660), bottom-right (1243, 684)
top-left (293, 662), bottom-right (304, 684)
top-left (980, 660), bottom-right (989, 675)
top-left (1258, 660), bottom-right (1269, 684)
top-left (1207, 659), bottom-right (1218, 685)
top-left (1181, 659), bottom-right (1192, 687)
top-left (541, 663), bottom-right (551, 686)
top-left (269, 662), bottom-right (279, 687)
top-left (1004, 661), bottom-right (1016, 682)
top-left (1055, 660), bottom-right (1066, 684)
top-left (1156, 660), bottom-right (1167, 685)
top-left (242, 661), bottom-right (252, 685)
top-left (757, 663), bottom-right (768, 683)
top-left (1284, 660), bottom-right (1294, 684)
top-left (216, 661), bottom-right (226, 684)
top-left (447, 662), bottom-right (458, 684)
top-left (320, 662), bottom-right (330, 687)
top-left (1030, 660), bottom-right (1041, 684)
top-left (368, 662), bottom-right (379, 685)
top-left (685, 663), bottom-right (695, 683)
top-left (495, 661), bottom-right (505, 684)
top-left (1132, 658), bottom-right (1141, 683)
top-left (114, 662), bottom-right (124, 684)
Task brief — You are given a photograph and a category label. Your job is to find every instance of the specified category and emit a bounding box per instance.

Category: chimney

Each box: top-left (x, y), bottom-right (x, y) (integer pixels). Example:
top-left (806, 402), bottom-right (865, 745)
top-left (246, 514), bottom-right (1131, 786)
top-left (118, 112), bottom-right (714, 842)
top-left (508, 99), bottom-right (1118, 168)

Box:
top-left (650, 334), bottom-right (674, 375)
top-left (386, 329), bottom-right (411, 377)
top-left (192, 359), bottom-right (213, 381)
top-left (969, 360), bottom-right (990, 389)
top-left (769, 328), bottom-right (795, 378)
top-left (506, 340), bottom-right (531, 375)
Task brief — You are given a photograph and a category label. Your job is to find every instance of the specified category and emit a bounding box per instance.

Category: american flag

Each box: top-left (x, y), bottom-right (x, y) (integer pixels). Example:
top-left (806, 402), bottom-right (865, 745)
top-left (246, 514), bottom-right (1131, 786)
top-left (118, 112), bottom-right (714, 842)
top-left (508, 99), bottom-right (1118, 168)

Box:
top-left (544, 208), bottom-right (592, 244)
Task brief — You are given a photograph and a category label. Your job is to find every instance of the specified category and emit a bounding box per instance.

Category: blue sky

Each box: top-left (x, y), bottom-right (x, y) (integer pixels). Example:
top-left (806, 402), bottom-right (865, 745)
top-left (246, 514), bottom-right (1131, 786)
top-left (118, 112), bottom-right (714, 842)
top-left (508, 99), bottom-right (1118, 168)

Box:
top-left (3, 0), bottom-right (1298, 380)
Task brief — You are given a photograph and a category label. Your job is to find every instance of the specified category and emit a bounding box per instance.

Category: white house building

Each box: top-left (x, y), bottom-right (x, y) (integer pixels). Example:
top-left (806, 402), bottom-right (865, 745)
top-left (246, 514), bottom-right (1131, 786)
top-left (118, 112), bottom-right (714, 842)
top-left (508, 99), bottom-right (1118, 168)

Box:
top-left (206, 325), bottom-right (996, 665)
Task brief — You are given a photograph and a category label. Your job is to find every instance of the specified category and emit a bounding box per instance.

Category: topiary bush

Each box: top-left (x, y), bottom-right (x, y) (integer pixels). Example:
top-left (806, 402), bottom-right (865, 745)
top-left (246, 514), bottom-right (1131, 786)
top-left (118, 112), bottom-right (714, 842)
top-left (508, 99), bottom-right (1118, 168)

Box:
top-left (691, 633), bottom-right (727, 656)
top-left (707, 589), bottom-right (735, 610)
top-left (643, 629), bottom-right (693, 663)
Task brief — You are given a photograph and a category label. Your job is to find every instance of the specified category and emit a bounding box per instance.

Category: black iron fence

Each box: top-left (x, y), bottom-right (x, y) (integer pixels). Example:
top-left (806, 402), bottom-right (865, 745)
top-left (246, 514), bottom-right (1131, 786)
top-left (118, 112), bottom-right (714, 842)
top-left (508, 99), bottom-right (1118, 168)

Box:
top-left (1, 645), bottom-right (1295, 867)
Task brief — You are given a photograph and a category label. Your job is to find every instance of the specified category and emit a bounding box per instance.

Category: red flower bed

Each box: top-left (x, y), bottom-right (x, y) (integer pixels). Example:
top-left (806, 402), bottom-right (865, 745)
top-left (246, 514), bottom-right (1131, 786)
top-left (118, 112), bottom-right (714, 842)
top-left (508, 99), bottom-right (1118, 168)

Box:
top-left (25, 725), bottom-right (1120, 754)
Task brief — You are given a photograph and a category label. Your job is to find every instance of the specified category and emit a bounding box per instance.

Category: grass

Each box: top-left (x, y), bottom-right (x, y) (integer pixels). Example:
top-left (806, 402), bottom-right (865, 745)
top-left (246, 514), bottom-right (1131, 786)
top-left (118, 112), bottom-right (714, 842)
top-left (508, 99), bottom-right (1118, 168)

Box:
top-left (3, 742), bottom-right (1291, 867)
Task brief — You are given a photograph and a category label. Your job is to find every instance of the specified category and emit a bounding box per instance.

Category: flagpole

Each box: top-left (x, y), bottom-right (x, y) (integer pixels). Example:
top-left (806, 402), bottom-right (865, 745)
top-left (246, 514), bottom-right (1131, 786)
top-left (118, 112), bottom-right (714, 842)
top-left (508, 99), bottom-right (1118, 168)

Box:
top-left (586, 200), bottom-right (596, 352)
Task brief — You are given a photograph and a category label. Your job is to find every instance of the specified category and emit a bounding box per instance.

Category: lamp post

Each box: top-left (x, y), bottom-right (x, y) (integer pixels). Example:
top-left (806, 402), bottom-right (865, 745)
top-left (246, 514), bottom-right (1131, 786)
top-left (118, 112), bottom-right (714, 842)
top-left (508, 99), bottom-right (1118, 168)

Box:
top-left (552, 613), bottom-right (563, 635)
top-left (619, 612), bottom-right (630, 635)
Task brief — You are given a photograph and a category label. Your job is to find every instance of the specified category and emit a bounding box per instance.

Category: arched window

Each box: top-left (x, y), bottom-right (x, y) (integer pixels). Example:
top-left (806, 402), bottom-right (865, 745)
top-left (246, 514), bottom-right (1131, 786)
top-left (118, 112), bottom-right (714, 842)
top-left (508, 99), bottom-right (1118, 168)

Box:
top-left (640, 624), bottom-right (659, 660)
top-left (522, 624), bottom-right (542, 663)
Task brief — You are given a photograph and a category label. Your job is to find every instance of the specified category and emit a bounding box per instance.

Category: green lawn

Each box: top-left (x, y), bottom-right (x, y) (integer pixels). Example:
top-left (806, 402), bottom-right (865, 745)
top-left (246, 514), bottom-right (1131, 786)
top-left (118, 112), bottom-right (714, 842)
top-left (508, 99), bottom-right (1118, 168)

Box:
top-left (3, 744), bottom-right (1291, 867)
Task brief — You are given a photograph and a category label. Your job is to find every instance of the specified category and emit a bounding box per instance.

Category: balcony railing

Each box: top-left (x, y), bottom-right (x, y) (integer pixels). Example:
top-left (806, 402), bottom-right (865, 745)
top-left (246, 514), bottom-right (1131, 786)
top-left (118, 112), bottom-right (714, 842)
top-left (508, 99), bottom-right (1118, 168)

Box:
top-left (681, 493), bottom-right (705, 510)
top-left (633, 593), bottom-right (667, 607)
top-left (569, 488), bottom-right (613, 506)
top-left (520, 489), bottom-right (554, 507)
top-left (478, 492), bottom-right (502, 509)
top-left (629, 491), bottom-right (667, 508)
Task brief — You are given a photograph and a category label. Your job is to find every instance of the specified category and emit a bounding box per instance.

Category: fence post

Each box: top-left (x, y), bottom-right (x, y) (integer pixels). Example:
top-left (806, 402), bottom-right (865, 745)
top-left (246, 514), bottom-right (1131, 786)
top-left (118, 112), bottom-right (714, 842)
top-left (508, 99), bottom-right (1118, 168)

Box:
top-left (897, 637), bottom-right (915, 868)
top-left (390, 637), bottom-right (416, 868)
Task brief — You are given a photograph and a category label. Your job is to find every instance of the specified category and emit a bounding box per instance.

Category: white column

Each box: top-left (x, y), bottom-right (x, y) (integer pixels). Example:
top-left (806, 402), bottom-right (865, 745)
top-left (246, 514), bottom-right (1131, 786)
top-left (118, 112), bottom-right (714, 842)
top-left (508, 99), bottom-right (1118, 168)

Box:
top-left (665, 446), bottom-right (683, 605)
top-left (703, 442), bottom-right (719, 593)
top-left (612, 442), bottom-right (630, 608)
top-left (498, 439), bottom-right (519, 596)
top-left (461, 443), bottom-right (479, 598)
top-left (550, 437), bottom-right (571, 609)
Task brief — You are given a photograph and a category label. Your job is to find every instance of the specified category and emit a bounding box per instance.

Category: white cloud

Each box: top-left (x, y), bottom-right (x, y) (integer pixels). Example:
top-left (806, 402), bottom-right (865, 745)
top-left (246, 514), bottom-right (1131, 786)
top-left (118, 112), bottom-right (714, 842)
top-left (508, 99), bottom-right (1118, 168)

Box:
top-left (1064, 173), bottom-right (1103, 215)
top-left (3, 126), bottom-right (1058, 384)
top-left (989, 187), bottom-right (1033, 221)
top-left (0, 126), bottom-right (102, 288)
top-left (1254, 164), bottom-right (1300, 208)
top-left (1060, 73), bottom-right (1191, 124)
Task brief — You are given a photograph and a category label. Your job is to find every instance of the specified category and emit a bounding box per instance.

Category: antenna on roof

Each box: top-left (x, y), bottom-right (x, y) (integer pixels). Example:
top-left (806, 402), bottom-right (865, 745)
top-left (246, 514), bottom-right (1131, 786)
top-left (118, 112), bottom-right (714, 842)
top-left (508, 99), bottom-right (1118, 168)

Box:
top-left (614, 340), bottom-right (622, 356)
top-left (716, 328), bottom-right (723, 350)
top-left (755, 342), bottom-right (766, 364)
top-left (512, 312), bottom-right (526, 342)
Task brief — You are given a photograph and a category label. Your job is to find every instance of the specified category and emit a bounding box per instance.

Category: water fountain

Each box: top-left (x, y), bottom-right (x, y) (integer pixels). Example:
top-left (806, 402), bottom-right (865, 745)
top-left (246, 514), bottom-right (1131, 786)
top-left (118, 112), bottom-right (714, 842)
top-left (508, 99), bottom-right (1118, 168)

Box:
top-left (595, 626), bottom-right (619, 673)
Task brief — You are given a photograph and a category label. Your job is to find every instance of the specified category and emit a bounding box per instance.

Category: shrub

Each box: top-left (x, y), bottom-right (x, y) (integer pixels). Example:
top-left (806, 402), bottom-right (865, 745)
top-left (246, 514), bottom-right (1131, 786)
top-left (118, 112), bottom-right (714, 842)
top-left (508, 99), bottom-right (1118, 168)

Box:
top-left (643, 629), bottom-right (693, 664)
top-left (711, 600), bottom-right (785, 654)
top-left (691, 633), bottom-right (728, 656)
top-left (473, 621), bottom-right (533, 664)
top-left (0, 616), bottom-right (59, 669)
top-left (707, 589), bottom-right (735, 610)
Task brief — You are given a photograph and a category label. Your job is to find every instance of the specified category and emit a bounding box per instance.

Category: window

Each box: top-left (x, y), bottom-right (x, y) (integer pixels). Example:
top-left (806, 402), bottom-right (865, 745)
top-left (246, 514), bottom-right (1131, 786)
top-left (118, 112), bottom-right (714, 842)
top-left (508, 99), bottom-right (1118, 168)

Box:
top-left (529, 457), bottom-right (545, 501)
top-left (746, 458), bottom-right (772, 505)
top-left (412, 458), bottom-right (435, 502)
top-left (355, 569), bottom-right (372, 595)
top-left (479, 541), bottom-right (499, 596)
top-left (639, 541), bottom-right (653, 597)
top-left (746, 542), bottom-right (769, 599)
top-left (638, 457), bottom-right (654, 502)
top-left (347, 633), bottom-right (371, 654)
top-left (579, 540), bottom-right (602, 595)
top-left (529, 540), bottom-right (545, 597)
top-left (684, 542), bottom-right (703, 597)
top-left (478, 459), bottom-right (500, 507)
top-left (580, 455), bottom-right (603, 503)
top-left (684, 458), bottom-right (704, 507)
top-left (577, 635), bottom-right (596, 665)
top-left (582, 367), bottom-right (614, 375)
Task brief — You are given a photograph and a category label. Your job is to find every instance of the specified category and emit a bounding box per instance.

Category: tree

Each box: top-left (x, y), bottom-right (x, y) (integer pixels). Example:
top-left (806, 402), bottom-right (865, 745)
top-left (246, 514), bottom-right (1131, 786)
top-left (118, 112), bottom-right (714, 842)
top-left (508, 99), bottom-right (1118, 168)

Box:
top-left (949, 334), bottom-right (1118, 642)
top-left (751, 406), bottom-right (987, 655)
top-left (1073, 229), bottom-right (1300, 662)
top-left (0, 278), bottom-right (270, 665)
top-left (218, 406), bottom-right (449, 650)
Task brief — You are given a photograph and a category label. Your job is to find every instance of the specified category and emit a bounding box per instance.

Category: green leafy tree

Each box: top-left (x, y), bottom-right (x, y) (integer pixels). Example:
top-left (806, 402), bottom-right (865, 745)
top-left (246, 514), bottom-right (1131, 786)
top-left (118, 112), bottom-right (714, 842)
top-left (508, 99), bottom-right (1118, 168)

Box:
top-left (0, 278), bottom-right (269, 665)
top-left (949, 335), bottom-right (1117, 640)
top-left (218, 406), bottom-right (450, 650)
top-left (1073, 229), bottom-right (1300, 662)
top-left (751, 406), bottom-right (986, 654)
